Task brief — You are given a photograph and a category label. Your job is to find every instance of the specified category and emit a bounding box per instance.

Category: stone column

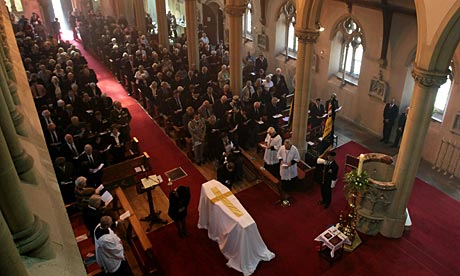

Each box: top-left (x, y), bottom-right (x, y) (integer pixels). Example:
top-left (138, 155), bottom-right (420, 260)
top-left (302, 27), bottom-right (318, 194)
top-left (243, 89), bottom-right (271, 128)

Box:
top-left (0, 82), bottom-right (35, 183)
top-left (0, 15), bottom-right (19, 105)
top-left (0, 125), bottom-right (53, 259)
top-left (225, 2), bottom-right (245, 93)
top-left (380, 66), bottom-right (447, 238)
top-left (38, 0), bottom-right (55, 32)
top-left (115, 0), bottom-right (125, 20)
top-left (291, 28), bottom-right (319, 156)
top-left (0, 62), bottom-right (26, 136)
top-left (185, 0), bottom-right (199, 70)
top-left (155, 0), bottom-right (169, 48)
top-left (133, 0), bottom-right (147, 34)
top-left (0, 210), bottom-right (28, 276)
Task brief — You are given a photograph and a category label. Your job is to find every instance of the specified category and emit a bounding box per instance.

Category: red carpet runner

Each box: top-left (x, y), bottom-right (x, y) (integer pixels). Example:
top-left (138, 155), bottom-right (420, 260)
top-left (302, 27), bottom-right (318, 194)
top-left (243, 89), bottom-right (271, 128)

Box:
top-left (79, 41), bottom-right (460, 275)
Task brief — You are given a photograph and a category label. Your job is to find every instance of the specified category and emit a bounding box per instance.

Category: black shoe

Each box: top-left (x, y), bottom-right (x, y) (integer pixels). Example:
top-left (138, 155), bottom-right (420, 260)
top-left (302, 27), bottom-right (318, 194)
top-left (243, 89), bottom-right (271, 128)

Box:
top-left (380, 139), bottom-right (385, 142)
top-left (317, 200), bottom-right (324, 205)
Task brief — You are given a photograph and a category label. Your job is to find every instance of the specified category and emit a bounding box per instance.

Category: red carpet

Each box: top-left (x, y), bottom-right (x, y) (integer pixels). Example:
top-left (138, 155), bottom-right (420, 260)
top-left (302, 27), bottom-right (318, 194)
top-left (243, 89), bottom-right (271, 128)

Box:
top-left (79, 41), bottom-right (460, 275)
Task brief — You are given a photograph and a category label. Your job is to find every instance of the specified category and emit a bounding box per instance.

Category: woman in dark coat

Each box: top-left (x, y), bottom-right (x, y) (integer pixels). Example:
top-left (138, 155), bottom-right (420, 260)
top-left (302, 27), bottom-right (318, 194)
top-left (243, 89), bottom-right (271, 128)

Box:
top-left (168, 186), bottom-right (191, 237)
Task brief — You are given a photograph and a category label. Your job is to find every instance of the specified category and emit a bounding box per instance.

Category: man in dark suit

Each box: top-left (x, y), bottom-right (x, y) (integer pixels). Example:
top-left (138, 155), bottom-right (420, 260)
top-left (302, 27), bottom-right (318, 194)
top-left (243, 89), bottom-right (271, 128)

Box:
top-left (381, 98), bottom-right (399, 144)
top-left (44, 123), bottom-right (63, 159)
top-left (201, 86), bottom-right (217, 106)
top-left (53, 157), bottom-right (77, 204)
top-left (168, 88), bottom-right (186, 126)
top-left (392, 107), bottom-right (409, 148)
top-left (248, 101), bottom-right (266, 147)
top-left (255, 53), bottom-right (268, 74)
top-left (60, 134), bottom-right (84, 164)
top-left (265, 97), bottom-right (282, 129)
top-left (309, 98), bottom-right (325, 127)
top-left (251, 86), bottom-right (270, 106)
top-left (317, 151), bottom-right (339, 209)
top-left (80, 144), bottom-right (104, 186)
top-left (213, 95), bottom-right (231, 119)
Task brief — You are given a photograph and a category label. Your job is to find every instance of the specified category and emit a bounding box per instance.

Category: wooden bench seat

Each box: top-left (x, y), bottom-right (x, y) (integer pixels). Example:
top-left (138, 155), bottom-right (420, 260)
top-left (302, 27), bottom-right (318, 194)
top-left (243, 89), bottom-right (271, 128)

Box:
top-left (242, 148), bottom-right (316, 193)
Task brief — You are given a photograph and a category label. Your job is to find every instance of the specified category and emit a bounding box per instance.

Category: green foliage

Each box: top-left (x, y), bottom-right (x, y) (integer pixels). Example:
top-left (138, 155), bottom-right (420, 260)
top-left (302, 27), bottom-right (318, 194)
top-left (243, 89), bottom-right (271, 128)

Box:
top-left (344, 169), bottom-right (369, 192)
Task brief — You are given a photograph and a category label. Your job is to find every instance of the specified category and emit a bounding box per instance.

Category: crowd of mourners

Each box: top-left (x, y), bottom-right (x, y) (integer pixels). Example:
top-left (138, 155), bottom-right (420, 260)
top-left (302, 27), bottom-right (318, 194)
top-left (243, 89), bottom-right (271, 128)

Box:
top-left (15, 8), bottom-right (294, 202)
top-left (77, 10), bottom-right (293, 187)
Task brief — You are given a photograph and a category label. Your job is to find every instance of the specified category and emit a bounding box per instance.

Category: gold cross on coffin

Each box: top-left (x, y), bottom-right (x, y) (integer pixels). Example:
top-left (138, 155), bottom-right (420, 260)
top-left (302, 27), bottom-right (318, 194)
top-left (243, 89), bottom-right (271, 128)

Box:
top-left (210, 187), bottom-right (244, 217)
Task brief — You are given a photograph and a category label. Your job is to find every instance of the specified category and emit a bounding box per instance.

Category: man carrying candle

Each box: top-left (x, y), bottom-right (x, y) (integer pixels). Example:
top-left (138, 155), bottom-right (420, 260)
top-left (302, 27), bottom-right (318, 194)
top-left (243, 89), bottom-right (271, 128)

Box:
top-left (317, 151), bottom-right (339, 209)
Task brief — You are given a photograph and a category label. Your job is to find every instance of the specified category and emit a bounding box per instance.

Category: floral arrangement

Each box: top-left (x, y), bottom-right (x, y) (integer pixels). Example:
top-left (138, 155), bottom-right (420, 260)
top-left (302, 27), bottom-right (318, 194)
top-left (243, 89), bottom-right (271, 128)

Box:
top-left (344, 169), bottom-right (369, 192)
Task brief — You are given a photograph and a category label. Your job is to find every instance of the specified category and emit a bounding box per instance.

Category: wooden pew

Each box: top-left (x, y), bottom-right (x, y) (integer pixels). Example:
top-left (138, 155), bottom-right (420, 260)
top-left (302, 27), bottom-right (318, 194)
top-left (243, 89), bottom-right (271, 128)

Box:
top-left (240, 149), bottom-right (281, 194)
top-left (114, 187), bottom-right (159, 275)
top-left (242, 148), bottom-right (316, 193)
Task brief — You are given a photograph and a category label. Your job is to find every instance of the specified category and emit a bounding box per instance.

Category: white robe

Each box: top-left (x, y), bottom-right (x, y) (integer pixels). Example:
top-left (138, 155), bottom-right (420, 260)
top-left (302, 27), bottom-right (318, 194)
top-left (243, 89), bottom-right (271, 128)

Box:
top-left (94, 226), bottom-right (125, 273)
top-left (264, 134), bottom-right (282, 165)
top-left (277, 145), bottom-right (300, 180)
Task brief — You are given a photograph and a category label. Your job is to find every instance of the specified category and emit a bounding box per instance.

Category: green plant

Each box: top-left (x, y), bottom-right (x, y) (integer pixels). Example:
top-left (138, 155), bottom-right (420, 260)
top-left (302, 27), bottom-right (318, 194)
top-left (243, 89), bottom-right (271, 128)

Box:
top-left (344, 169), bottom-right (369, 192)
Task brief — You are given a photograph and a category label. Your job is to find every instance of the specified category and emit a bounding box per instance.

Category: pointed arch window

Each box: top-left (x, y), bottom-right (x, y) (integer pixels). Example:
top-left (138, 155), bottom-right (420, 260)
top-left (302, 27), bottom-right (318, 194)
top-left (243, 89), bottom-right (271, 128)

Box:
top-left (432, 65), bottom-right (453, 122)
top-left (333, 16), bottom-right (364, 85)
top-left (283, 2), bottom-right (298, 57)
top-left (243, 2), bottom-right (253, 39)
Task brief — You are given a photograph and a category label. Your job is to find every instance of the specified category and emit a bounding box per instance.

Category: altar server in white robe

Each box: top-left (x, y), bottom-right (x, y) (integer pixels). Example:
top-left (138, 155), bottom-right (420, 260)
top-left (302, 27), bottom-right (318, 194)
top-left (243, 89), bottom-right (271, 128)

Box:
top-left (94, 216), bottom-right (132, 275)
top-left (263, 127), bottom-right (282, 178)
top-left (277, 139), bottom-right (300, 206)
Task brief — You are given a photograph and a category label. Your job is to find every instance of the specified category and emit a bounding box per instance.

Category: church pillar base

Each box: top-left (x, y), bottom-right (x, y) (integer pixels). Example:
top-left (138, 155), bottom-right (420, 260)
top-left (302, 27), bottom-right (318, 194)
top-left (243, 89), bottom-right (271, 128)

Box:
top-left (380, 215), bottom-right (406, 238)
top-left (13, 215), bottom-right (54, 259)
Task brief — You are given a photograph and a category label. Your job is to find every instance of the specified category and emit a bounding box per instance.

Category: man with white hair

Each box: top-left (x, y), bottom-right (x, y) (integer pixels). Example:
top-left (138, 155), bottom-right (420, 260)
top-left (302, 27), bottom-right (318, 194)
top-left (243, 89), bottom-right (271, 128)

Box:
top-left (277, 139), bottom-right (300, 206)
top-left (217, 65), bottom-right (230, 89)
top-left (94, 216), bottom-right (132, 275)
top-left (263, 127), bottom-right (282, 178)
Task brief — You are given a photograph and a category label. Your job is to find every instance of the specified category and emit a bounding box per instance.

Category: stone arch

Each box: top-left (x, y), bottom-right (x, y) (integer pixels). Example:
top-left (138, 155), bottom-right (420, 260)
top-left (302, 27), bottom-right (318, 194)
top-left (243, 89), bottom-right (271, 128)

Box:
top-left (415, 1), bottom-right (460, 73)
top-left (295, 0), bottom-right (324, 30)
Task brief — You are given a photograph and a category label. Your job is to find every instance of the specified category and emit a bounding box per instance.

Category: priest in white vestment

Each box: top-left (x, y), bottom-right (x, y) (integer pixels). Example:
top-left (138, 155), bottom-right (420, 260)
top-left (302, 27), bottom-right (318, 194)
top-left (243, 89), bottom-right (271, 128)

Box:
top-left (263, 127), bottom-right (282, 178)
top-left (94, 216), bottom-right (132, 275)
top-left (277, 139), bottom-right (300, 206)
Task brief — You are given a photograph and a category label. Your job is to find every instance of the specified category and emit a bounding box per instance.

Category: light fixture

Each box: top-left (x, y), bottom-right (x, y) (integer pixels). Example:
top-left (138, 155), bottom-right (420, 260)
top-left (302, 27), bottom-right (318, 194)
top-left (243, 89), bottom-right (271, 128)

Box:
top-left (316, 22), bottom-right (325, 32)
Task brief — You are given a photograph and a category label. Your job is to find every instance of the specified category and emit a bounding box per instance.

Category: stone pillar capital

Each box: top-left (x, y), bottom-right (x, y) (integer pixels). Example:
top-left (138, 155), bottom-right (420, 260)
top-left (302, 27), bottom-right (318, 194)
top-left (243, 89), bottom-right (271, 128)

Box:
top-left (295, 27), bottom-right (320, 44)
top-left (225, 4), bottom-right (246, 17)
top-left (411, 66), bottom-right (448, 88)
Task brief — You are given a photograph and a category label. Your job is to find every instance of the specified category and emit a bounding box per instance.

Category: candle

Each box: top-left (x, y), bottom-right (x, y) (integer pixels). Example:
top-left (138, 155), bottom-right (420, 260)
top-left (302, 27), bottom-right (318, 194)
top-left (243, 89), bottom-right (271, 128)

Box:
top-left (357, 154), bottom-right (365, 175)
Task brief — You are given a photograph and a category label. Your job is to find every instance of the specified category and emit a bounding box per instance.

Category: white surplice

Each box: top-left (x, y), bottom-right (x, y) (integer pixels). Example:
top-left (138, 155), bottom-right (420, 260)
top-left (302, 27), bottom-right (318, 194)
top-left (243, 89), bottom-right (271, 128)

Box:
top-left (263, 134), bottom-right (282, 165)
top-left (277, 145), bottom-right (300, 180)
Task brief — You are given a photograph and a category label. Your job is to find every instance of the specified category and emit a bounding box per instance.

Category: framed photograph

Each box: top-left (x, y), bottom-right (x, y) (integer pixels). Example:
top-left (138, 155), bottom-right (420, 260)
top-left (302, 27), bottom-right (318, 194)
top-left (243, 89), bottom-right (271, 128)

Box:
top-left (451, 112), bottom-right (460, 135)
top-left (257, 34), bottom-right (268, 50)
